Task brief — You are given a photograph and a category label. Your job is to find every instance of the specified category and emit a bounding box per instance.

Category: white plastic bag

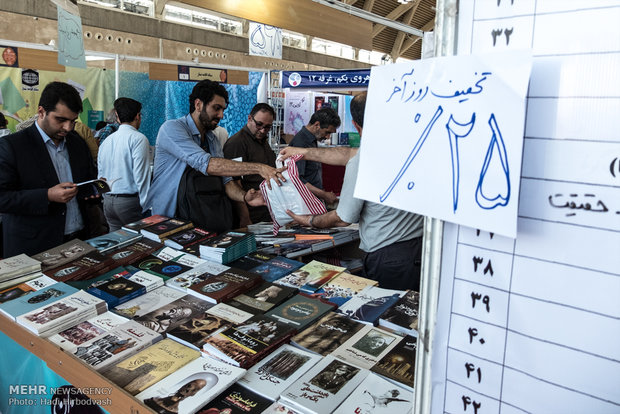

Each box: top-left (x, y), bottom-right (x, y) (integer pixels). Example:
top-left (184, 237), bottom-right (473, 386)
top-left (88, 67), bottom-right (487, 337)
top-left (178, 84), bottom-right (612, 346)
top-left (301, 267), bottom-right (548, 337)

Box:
top-left (260, 154), bottom-right (327, 235)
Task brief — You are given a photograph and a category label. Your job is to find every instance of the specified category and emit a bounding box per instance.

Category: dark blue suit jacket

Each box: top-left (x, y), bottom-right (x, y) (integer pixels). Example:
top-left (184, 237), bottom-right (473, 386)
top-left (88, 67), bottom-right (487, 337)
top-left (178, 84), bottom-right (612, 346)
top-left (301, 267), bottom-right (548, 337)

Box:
top-left (0, 124), bottom-right (96, 257)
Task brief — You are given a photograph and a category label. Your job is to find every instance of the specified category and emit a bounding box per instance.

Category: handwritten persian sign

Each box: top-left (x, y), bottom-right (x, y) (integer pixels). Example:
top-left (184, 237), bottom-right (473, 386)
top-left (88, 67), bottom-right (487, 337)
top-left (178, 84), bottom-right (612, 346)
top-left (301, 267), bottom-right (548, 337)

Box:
top-left (355, 51), bottom-right (532, 238)
top-left (249, 22), bottom-right (282, 59)
top-left (57, 5), bottom-right (86, 69)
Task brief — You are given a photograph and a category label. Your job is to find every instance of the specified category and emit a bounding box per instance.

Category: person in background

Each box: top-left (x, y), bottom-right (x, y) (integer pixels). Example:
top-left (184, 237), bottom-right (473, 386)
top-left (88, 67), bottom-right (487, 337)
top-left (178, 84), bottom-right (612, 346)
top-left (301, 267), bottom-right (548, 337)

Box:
top-left (0, 113), bottom-right (10, 138)
top-left (0, 81), bottom-right (98, 256)
top-left (74, 120), bottom-right (99, 163)
top-left (95, 108), bottom-right (119, 145)
top-left (288, 107), bottom-right (340, 206)
top-left (224, 103), bottom-right (277, 224)
top-left (145, 79), bottom-right (285, 219)
top-left (280, 92), bottom-right (423, 291)
top-left (98, 97), bottom-right (151, 232)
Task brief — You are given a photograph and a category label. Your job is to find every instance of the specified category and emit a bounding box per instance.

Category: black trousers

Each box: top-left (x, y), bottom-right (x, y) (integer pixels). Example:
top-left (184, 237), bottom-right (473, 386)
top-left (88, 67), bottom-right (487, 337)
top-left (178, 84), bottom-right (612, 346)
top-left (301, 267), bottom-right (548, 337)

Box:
top-left (363, 236), bottom-right (422, 291)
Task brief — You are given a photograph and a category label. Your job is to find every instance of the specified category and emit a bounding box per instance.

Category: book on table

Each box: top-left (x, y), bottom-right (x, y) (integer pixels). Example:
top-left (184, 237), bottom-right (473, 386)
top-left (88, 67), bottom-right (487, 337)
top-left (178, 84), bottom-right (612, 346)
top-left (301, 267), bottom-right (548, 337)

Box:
top-left (163, 227), bottom-right (217, 250)
top-left (0, 281), bottom-right (79, 321)
top-left (377, 290), bottom-right (420, 337)
top-left (195, 382), bottom-right (273, 414)
top-left (122, 214), bottom-right (169, 234)
top-left (310, 272), bottom-right (378, 307)
top-left (0, 274), bottom-right (56, 304)
top-left (134, 294), bottom-right (215, 335)
top-left (43, 250), bottom-right (115, 282)
top-left (227, 281), bottom-right (298, 315)
top-left (86, 270), bottom-right (164, 308)
top-left (251, 256), bottom-right (304, 283)
top-left (329, 325), bottom-right (403, 370)
top-left (165, 261), bottom-right (230, 292)
top-left (370, 334), bottom-right (417, 391)
top-left (141, 218), bottom-right (193, 242)
top-left (187, 268), bottom-right (263, 304)
top-left (112, 285), bottom-right (186, 319)
top-left (0, 254), bottom-right (41, 285)
top-left (103, 238), bottom-right (163, 267)
top-left (291, 311), bottom-right (365, 356)
top-left (85, 229), bottom-right (143, 253)
top-left (274, 260), bottom-right (345, 294)
top-left (47, 310), bottom-right (128, 353)
top-left (264, 293), bottom-right (336, 331)
top-left (337, 286), bottom-right (407, 325)
top-left (31, 239), bottom-right (96, 272)
top-left (333, 372), bottom-right (413, 414)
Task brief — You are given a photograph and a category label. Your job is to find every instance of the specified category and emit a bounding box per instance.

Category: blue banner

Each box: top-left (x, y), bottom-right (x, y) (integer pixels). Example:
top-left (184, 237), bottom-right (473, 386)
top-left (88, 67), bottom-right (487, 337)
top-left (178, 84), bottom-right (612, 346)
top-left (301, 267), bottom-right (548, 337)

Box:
top-left (281, 69), bottom-right (370, 89)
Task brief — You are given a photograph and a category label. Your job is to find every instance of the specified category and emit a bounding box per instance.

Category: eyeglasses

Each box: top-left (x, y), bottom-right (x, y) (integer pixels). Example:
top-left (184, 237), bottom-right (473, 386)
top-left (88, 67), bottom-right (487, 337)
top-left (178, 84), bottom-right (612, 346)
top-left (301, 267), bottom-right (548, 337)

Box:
top-left (252, 116), bottom-right (273, 131)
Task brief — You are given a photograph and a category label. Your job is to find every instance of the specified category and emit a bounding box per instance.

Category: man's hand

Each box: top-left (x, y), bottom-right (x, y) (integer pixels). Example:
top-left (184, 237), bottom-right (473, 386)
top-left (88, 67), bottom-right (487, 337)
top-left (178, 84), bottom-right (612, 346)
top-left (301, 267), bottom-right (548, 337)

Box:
top-left (286, 209), bottom-right (312, 227)
top-left (244, 189), bottom-right (266, 207)
top-left (257, 164), bottom-right (286, 190)
top-left (279, 146), bottom-right (307, 162)
top-left (322, 191), bottom-right (338, 205)
top-left (48, 182), bottom-right (78, 203)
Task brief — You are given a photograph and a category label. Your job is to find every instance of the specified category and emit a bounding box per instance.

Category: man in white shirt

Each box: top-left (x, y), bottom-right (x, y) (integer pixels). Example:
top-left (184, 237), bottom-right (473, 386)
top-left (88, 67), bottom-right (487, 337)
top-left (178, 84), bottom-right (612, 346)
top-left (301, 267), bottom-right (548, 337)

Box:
top-left (98, 97), bottom-right (151, 231)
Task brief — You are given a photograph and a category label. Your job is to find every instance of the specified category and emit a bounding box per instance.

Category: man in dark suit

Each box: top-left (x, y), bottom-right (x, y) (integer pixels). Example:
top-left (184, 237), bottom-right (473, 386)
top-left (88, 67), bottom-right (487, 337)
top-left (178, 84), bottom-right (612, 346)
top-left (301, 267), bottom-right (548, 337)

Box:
top-left (0, 81), bottom-right (98, 257)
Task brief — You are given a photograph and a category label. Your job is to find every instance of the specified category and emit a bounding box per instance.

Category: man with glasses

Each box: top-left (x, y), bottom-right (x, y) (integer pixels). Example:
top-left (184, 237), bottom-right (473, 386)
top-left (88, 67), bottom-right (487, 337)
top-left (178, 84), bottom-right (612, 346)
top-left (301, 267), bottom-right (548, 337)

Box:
top-left (289, 107), bottom-right (340, 206)
top-left (223, 103), bottom-right (277, 224)
top-left (0, 81), bottom-right (98, 256)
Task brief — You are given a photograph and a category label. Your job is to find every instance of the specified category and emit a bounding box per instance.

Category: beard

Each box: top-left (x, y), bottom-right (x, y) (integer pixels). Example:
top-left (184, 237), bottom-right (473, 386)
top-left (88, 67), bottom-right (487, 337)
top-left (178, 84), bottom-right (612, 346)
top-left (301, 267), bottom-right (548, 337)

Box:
top-left (198, 107), bottom-right (220, 131)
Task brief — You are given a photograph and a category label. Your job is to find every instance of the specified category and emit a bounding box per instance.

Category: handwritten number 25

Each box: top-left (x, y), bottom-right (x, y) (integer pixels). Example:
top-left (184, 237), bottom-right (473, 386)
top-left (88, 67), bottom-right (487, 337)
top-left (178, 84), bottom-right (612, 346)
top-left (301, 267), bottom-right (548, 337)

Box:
top-left (380, 106), bottom-right (511, 212)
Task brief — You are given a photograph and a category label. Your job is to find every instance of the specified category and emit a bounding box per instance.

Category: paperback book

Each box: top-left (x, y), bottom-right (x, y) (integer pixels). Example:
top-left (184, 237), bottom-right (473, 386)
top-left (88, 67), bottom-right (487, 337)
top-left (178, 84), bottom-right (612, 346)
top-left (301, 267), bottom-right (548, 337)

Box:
top-left (291, 312), bottom-right (365, 356)
top-left (43, 250), bottom-right (115, 282)
top-left (188, 268), bottom-right (262, 304)
top-left (238, 343), bottom-right (321, 401)
top-left (134, 294), bottom-right (215, 335)
top-left (99, 338), bottom-right (200, 395)
top-left (0, 254), bottom-right (41, 285)
top-left (163, 227), bottom-right (216, 250)
top-left (199, 231), bottom-right (257, 264)
top-left (275, 260), bottom-right (345, 293)
top-left (165, 305), bottom-right (238, 351)
top-left (0, 274), bottom-right (55, 304)
top-left (265, 293), bottom-right (336, 331)
top-left (112, 285), bottom-right (186, 319)
top-left (87, 270), bottom-right (164, 308)
top-left (377, 290), bottom-right (420, 337)
top-left (141, 218), bottom-right (194, 242)
top-left (0, 282), bottom-right (79, 321)
top-left (333, 372), bottom-right (413, 414)
top-left (103, 238), bottom-right (163, 267)
top-left (196, 382), bottom-right (273, 414)
top-left (85, 229), bottom-right (143, 253)
top-left (228, 252), bottom-right (275, 271)
top-left (47, 311), bottom-right (127, 353)
top-left (252, 256), bottom-right (304, 283)
top-left (311, 272), bottom-right (378, 307)
top-left (76, 178), bottom-right (115, 197)
top-left (122, 214), bottom-right (169, 234)
top-left (31, 239), bottom-right (96, 271)
top-left (337, 286), bottom-right (406, 325)
top-left (165, 261), bottom-right (230, 292)
top-left (227, 281), bottom-right (298, 314)
top-left (136, 356), bottom-right (247, 414)
top-left (370, 335), bottom-right (417, 390)
top-left (66, 266), bottom-right (134, 291)
top-left (330, 325), bottom-right (402, 370)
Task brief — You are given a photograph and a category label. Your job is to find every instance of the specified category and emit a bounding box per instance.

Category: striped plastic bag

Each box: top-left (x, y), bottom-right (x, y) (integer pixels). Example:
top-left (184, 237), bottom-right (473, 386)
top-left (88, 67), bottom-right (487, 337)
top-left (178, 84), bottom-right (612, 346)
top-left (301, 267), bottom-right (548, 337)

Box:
top-left (260, 154), bottom-right (327, 235)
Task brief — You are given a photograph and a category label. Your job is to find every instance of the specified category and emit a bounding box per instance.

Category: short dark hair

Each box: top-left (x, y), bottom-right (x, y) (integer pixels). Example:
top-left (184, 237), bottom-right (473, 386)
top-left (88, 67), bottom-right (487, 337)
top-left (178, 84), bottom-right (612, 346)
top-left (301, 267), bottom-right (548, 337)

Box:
top-left (0, 113), bottom-right (7, 128)
top-left (39, 81), bottom-right (83, 114)
top-left (350, 92), bottom-right (367, 128)
top-left (309, 107), bottom-right (341, 129)
top-left (189, 80), bottom-right (229, 113)
top-left (95, 121), bottom-right (107, 130)
top-left (114, 97), bottom-right (142, 123)
top-left (250, 103), bottom-right (275, 118)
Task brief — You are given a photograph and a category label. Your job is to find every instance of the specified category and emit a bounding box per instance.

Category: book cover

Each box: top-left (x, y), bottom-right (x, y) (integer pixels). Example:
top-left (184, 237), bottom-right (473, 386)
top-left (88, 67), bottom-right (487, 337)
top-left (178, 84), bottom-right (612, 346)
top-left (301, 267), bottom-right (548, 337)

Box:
top-left (67, 266), bottom-right (134, 291)
top-left (370, 335), bottom-right (417, 390)
top-left (0, 274), bottom-right (55, 304)
top-left (136, 357), bottom-right (247, 414)
top-left (238, 343), bottom-right (322, 401)
top-left (0, 254), bottom-right (41, 283)
top-left (44, 251), bottom-right (115, 282)
top-left (203, 315), bottom-right (296, 368)
top-left (165, 261), bottom-right (230, 292)
top-left (17, 290), bottom-right (107, 336)
top-left (99, 338), bottom-right (200, 395)
top-left (291, 312), bottom-right (365, 356)
top-left (330, 325), bottom-right (402, 370)
top-left (113, 285), bottom-right (186, 319)
top-left (311, 272), bottom-right (378, 307)
top-left (31, 239), bottom-right (96, 271)
top-left (228, 281), bottom-right (298, 314)
top-left (280, 355), bottom-right (368, 414)
top-left (76, 178), bottom-right (116, 197)
top-left (199, 232), bottom-right (257, 265)
top-left (275, 260), bottom-right (344, 293)
top-left (0, 271), bottom-right (49, 292)
top-left (252, 256), bottom-right (304, 283)
top-left (164, 227), bottom-right (216, 250)
top-left (188, 268), bottom-right (262, 304)
top-left (262, 402), bottom-right (302, 414)
top-left (132, 253), bottom-right (193, 281)
top-left (265, 294), bottom-right (336, 331)
top-left (73, 319), bottom-right (163, 370)
top-left (134, 294), bottom-right (215, 335)
top-left (377, 290), bottom-right (419, 337)
top-left (166, 307), bottom-right (233, 351)
top-left (47, 311), bottom-right (127, 352)
top-left (207, 303), bottom-right (254, 325)
top-left (0, 282), bottom-right (79, 321)
top-left (103, 238), bottom-right (163, 267)
top-left (228, 252), bottom-right (275, 271)
top-left (141, 218), bottom-right (193, 242)
top-left (86, 276), bottom-right (148, 308)
top-left (333, 372), bottom-right (413, 414)
top-left (337, 286), bottom-right (406, 325)
top-left (85, 229), bottom-right (143, 253)
top-left (196, 382), bottom-right (273, 414)
top-left (122, 214), bottom-right (169, 233)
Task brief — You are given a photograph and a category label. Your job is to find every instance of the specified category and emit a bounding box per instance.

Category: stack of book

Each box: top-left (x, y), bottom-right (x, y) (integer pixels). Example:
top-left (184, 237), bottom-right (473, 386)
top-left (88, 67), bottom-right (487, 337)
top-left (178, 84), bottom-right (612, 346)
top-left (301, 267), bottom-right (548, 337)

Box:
top-left (0, 274), bottom-right (54, 304)
top-left (0, 282), bottom-right (79, 321)
top-left (86, 270), bottom-right (165, 308)
top-left (31, 239), bottom-right (96, 272)
top-left (85, 229), bottom-right (143, 253)
top-left (122, 214), bottom-right (169, 233)
top-left (16, 290), bottom-right (108, 336)
top-left (199, 231), bottom-right (257, 264)
top-left (188, 268), bottom-right (263, 304)
top-left (47, 311), bottom-right (127, 352)
top-left (112, 285), bottom-right (186, 319)
top-left (227, 281), bottom-right (298, 315)
top-left (103, 238), bottom-right (163, 267)
top-left (291, 312), bottom-right (365, 356)
top-left (0, 254), bottom-right (42, 290)
top-left (141, 218), bottom-right (193, 243)
top-left (165, 261), bottom-right (231, 292)
top-left (43, 251), bottom-right (115, 282)
top-left (164, 227), bottom-right (216, 250)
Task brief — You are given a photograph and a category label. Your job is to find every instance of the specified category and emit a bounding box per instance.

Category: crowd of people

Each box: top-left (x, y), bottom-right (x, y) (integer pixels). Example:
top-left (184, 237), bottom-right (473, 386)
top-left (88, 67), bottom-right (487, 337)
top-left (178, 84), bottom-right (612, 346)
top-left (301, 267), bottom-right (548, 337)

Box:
top-left (0, 79), bottom-right (422, 290)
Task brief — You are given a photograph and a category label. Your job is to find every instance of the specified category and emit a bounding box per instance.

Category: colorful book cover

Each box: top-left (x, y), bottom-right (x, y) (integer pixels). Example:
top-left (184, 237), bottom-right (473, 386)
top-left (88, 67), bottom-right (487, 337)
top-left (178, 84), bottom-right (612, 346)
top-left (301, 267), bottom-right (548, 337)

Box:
top-left (311, 272), bottom-right (378, 307)
top-left (86, 276), bottom-right (147, 308)
top-left (330, 325), bottom-right (402, 370)
top-left (275, 260), bottom-right (344, 293)
top-left (252, 256), bottom-right (304, 283)
top-left (0, 274), bottom-right (55, 304)
top-left (0, 282), bottom-right (78, 320)
top-left (291, 312), bottom-right (364, 356)
top-left (337, 286), bottom-right (406, 324)
top-left (265, 294), bottom-right (336, 331)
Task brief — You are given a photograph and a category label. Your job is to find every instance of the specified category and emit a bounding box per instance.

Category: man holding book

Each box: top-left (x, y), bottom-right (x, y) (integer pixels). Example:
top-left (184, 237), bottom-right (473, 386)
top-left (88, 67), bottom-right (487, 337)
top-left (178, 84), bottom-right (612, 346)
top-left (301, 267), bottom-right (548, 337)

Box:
top-left (0, 82), bottom-right (99, 257)
top-left (280, 92), bottom-right (423, 291)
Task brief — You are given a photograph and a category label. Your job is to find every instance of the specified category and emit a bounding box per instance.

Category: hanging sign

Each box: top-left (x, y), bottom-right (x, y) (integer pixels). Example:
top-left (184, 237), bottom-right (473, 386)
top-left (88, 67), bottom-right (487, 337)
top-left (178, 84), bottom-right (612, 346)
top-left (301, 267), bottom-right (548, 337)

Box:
top-left (281, 70), bottom-right (371, 89)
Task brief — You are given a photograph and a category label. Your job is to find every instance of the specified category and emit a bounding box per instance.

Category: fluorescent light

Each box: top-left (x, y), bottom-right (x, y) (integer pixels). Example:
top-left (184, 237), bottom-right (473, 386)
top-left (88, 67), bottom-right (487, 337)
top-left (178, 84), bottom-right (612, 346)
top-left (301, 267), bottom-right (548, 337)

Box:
top-left (312, 0), bottom-right (424, 37)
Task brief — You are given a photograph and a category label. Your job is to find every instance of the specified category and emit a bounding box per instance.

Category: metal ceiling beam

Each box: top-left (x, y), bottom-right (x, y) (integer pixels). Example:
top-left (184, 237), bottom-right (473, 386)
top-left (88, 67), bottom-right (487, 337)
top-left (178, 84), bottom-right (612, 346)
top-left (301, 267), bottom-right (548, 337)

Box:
top-left (391, 0), bottom-right (419, 59)
top-left (399, 17), bottom-right (435, 55)
top-left (371, 1), bottom-right (418, 38)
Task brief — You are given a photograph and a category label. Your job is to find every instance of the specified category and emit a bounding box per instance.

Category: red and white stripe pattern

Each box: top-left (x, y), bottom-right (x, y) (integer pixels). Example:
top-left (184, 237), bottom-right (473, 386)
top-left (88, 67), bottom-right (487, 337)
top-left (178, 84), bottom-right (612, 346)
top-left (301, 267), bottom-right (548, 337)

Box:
top-left (260, 154), bottom-right (327, 235)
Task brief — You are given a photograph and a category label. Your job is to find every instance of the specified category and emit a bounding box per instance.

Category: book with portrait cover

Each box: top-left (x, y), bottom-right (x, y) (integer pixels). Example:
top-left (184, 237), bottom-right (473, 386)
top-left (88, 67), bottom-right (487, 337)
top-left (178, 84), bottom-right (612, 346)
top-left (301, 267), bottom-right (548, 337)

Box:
top-left (337, 286), bottom-right (406, 325)
top-left (164, 227), bottom-right (217, 250)
top-left (377, 290), bottom-right (420, 337)
top-left (16, 290), bottom-right (108, 336)
top-left (333, 372), bottom-right (413, 414)
top-left (31, 239), bottom-right (96, 272)
top-left (188, 268), bottom-right (262, 304)
top-left (136, 356), bottom-right (247, 414)
top-left (47, 311), bottom-right (127, 353)
top-left (165, 261), bottom-right (230, 292)
top-left (134, 294), bottom-right (215, 335)
top-left (370, 335), bottom-right (417, 390)
top-left (227, 281), bottom-right (298, 315)
top-left (202, 314), bottom-right (296, 368)
top-left (0, 282), bottom-right (79, 321)
top-left (103, 238), bottom-right (163, 267)
top-left (275, 260), bottom-right (344, 293)
top-left (280, 355), bottom-right (368, 414)
top-left (199, 231), bottom-right (257, 265)
top-left (0, 274), bottom-right (55, 304)
top-left (196, 382), bottom-right (273, 414)
top-left (73, 319), bottom-right (163, 370)
top-left (85, 229), bottom-right (143, 253)
top-left (141, 218), bottom-right (194, 242)
top-left (0, 253), bottom-right (41, 284)
top-left (99, 338), bottom-right (200, 395)
top-left (291, 312), bottom-right (364, 356)
top-left (238, 343), bottom-right (321, 401)
top-left (122, 214), bottom-right (169, 234)
top-left (251, 256), bottom-right (305, 283)
top-left (265, 293), bottom-right (336, 331)
top-left (311, 272), bottom-right (378, 307)
top-left (112, 285), bottom-right (186, 319)
top-left (87, 270), bottom-right (164, 308)
top-left (44, 251), bottom-right (115, 282)
top-left (330, 325), bottom-right (402, 370)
